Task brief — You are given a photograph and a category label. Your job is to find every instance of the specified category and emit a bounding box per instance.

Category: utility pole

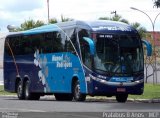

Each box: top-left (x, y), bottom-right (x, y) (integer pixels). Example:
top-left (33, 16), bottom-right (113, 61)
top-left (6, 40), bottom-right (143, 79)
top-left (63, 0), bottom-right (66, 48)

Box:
top-left (111, 11), bottom-right (117, 16)
top-left (47, 0), bottom-right (50, 24)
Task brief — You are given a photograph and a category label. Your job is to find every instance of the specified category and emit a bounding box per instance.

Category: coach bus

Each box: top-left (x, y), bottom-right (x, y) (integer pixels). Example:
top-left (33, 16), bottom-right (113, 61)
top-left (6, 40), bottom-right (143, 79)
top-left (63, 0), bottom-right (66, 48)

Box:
top-left (3, 20), bottom-right (152, 102)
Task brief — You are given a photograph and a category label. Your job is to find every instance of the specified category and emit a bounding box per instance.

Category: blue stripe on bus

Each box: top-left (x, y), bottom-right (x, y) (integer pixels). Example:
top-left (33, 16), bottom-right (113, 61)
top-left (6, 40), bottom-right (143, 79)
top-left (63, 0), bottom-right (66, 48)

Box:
top-left (22, 24), bottom-right (60, 35)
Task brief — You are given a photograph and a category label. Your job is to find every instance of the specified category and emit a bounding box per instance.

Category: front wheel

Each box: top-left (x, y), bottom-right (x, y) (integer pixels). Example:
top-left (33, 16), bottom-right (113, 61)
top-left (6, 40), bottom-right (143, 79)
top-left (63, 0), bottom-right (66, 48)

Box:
top-left (73, 80), bottom-right (86, 101)
top-left (116, 94), bottom-right (128, 103)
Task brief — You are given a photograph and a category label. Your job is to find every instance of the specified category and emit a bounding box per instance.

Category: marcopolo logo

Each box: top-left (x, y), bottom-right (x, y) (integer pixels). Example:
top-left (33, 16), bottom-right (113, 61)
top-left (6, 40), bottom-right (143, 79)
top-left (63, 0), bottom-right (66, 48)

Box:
top-left (52, 54), bottom-right (72, 69)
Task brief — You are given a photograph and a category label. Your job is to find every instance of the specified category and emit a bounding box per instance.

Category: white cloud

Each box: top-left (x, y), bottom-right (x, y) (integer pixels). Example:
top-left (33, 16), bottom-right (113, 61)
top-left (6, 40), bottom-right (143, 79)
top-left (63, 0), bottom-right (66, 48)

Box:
top-left (0, 0), bottom-right (160, 32)
top-left (0, 0), bottom-right (44, 12)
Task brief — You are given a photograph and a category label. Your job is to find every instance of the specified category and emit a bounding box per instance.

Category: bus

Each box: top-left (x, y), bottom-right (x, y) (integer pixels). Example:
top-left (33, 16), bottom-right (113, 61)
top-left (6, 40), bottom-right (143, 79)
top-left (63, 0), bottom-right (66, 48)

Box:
top-left (3, 20), bottom-right (152, 102)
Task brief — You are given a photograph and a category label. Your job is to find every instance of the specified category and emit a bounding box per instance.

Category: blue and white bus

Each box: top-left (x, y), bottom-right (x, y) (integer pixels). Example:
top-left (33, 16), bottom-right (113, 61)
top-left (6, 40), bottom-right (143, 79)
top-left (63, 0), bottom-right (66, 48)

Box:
top-left (3, 20), bottom-right (152, 102)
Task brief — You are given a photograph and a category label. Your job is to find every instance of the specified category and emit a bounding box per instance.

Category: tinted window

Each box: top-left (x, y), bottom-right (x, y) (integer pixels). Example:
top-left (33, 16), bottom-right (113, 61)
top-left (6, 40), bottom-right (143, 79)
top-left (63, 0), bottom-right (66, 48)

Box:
top-left (7, 32), bottom-right (67, 56)
top-left (4, 38), bottom-right (11, 56)
top-left (63, 29), bottom-right (76, 53)
top-left (78, 29), bottom-right (91, 68)
top-left (8, 36), bottom-right (23, 55)
top-left (64, 33), bottom-right (75, 53)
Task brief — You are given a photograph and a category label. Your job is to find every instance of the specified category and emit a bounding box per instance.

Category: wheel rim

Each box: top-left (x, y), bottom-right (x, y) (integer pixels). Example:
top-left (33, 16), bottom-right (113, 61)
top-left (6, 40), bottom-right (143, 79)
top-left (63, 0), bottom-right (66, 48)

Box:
top-left (25, 82), bottom-right (29, 98)
top-left (17, 84), bottom-right (22, 97)
top-left (75, 84), bottom-right (80, 99)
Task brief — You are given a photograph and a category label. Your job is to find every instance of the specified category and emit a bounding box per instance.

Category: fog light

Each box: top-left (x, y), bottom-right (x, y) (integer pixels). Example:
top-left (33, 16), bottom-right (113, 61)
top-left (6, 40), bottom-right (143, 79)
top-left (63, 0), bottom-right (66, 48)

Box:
top-left (95, 87), bottom-right (98, 90)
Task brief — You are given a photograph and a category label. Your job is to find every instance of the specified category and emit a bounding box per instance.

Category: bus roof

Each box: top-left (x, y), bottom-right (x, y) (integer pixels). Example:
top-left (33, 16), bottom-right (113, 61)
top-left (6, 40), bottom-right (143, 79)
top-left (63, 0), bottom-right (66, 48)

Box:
top-left (7, 20), bottom-right (138, 37)
top-left (56, 20), bottom-right (137, 33)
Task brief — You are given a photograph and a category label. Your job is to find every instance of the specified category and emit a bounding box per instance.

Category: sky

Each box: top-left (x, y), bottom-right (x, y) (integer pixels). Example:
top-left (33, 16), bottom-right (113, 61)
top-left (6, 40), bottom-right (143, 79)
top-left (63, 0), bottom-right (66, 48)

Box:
top-left (0, 0), bottom-right (160, 32)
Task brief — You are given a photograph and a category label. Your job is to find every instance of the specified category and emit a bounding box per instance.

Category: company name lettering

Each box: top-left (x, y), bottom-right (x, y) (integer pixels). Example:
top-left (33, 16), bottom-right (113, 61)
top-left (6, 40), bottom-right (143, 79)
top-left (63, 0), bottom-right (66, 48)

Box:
top-left (52, 55), bottom-right (72, 69)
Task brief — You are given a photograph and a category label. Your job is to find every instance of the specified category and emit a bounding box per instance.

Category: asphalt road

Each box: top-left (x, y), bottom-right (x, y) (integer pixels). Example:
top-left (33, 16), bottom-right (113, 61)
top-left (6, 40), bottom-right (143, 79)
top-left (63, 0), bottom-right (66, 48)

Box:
top-left (0, 96), bottom-right (160, 112)
top-left (0, 96), bottom-right (160, 118)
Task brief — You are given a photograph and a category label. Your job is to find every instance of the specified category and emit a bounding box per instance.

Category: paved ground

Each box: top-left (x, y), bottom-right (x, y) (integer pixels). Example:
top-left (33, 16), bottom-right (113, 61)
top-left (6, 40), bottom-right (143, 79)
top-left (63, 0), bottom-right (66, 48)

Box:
top-left (0, 96), bottom-right (160, 112)
top-left (0, 96), bottom-right (160, 118)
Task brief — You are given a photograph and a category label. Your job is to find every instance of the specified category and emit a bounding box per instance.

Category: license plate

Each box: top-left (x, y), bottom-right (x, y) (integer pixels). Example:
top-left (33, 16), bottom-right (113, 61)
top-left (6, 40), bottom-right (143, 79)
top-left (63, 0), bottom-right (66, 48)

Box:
top-left (117, 88), bottom-right (126, 92)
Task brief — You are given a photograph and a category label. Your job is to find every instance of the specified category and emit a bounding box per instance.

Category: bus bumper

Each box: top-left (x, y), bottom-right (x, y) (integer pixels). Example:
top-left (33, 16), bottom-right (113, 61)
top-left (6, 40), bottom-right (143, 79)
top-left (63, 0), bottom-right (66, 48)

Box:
top-left (87, 78), bottom-right (144, 96)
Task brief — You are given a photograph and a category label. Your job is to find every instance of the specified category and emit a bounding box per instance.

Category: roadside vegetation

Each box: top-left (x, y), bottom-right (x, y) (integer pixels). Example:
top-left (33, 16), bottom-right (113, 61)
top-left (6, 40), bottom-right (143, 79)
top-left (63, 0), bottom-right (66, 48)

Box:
top-left (87, 84), bottom-right (160, 100)
top-left (129, 83), bottom-right (160, 99)
top-left (0, 85), bottom-right (16, 95)
top-left (0, 84), bottom-right (160, 100)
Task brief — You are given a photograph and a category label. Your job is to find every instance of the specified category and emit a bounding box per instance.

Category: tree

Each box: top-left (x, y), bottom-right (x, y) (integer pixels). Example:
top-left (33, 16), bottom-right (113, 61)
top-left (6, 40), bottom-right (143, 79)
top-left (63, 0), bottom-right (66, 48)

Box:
top-left (99, 14), bottom-right (146, 38)
top-left (99, 17), bottom-right (109, 20)
top-left (131, 22), bottom-right (147, 38)
top-left (99, 14), bottom-right (129, 24)
top-left (49, 18), bottom-right (58, 24)
top-left (153, 0), bottom-right (160, 8)
top-left (49, 16), bottom-right (73, 24)
top-left (18, 19), bottom-right (45, 31)
top-left (61, 15), bottom-right (73, 22)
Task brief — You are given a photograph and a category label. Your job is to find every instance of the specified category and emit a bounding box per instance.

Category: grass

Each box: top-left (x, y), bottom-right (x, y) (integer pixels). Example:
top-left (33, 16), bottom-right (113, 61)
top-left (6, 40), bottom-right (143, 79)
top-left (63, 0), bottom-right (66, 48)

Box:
top-left (0, 84), bottom-right (160, 100)
top-left (0, 85), bottom-right (16, 95)
top-left (129, 83), bottom-right (160, 99)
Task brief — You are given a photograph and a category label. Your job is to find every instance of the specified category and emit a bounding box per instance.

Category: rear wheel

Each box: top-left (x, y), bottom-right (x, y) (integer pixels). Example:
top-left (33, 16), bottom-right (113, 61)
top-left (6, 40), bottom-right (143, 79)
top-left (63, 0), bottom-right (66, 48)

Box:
top-left (54, 93), bottom-right (73, 101)
top-left (116, 94), bottom-right (128, 103)
top-left (73, 80), bottom-right (86, 101)
top-left (24, 80), bottom-right (40, 100)
top-left (17, 81), bottom-right (25, 100)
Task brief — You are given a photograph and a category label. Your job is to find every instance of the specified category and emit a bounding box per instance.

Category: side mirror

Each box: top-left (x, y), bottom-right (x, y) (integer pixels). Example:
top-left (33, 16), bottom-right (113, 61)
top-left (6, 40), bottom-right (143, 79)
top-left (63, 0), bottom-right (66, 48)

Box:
top-left (142, 39), bottom-right (152, 56)
top-left (83, 37), bottom-right (95, 55)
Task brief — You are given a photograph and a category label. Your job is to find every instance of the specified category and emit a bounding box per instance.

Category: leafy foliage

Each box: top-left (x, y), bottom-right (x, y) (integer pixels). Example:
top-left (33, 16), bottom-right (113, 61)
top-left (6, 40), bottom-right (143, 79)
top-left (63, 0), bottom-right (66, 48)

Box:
top-left (131, 22), bottom-right (147, 38)
top-left (18, 19), bottom-right (45, 31)
top-left (153, 0), bottom-right (160, 8)
top-left (99, 14), bottom-right (146, 38)
top-left (61, 15), bottom-right (73, 22)
top-left (99, 17), bottom-right (110, 20)
top-left (99, 14), bottom-right (129, 23)
top-left (14, 15), bottom-right (73, 31)
top-left (12, 14), bottom-right (146, 38)
top-left (49, 18), bottom-right (58, 24)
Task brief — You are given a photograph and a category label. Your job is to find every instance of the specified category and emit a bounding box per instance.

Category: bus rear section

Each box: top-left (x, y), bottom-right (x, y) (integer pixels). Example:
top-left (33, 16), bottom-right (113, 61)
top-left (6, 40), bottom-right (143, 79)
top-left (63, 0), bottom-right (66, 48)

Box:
top-left (3, 26), bottom-right (87, 101)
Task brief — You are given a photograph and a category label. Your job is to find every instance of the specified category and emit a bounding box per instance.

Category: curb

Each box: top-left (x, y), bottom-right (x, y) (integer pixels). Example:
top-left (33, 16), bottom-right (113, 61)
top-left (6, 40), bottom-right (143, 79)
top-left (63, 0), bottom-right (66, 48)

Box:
top-left (0, 95), bottom-right (160, 103)
top-left (86, 98), bottom-right (160, 103)
top-left (86, 96), bottom-right (160, 103)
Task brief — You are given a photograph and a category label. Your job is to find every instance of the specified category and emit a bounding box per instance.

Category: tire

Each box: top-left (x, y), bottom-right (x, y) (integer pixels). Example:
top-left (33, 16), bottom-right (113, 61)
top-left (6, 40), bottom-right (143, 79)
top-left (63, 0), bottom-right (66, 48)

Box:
top-left (116, 94), bottom-right (128, 103)
top-left (24, 80), bottom-right (40, 100)
top-left (54, 93), bottom-right (73, 101)
top-left (73, 80), bottom-right (86, 101)
top-left (17, 81), bottom-right (25, 100)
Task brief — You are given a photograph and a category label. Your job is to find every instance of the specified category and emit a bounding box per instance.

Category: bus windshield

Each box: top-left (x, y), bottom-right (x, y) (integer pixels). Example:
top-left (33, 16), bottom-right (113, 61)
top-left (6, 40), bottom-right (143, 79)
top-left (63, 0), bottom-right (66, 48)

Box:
top-left (94, 33), bottom-right (143, 76)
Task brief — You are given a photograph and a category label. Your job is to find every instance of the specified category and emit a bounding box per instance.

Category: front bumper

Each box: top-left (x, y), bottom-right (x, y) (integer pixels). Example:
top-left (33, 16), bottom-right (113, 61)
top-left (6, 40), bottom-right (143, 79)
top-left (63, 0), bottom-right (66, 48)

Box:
top-left (87, 75), bottom-right (144, 96)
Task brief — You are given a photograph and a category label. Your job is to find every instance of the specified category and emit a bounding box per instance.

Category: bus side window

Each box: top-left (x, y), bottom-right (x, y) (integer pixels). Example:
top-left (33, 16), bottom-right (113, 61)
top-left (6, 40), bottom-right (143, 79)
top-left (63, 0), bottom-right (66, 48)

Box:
top-left (9, 36), bottom-right (22, 55)
top-left (23, 36), bottom-right (33, 54)
top-left (81, 42), bottom-right (92, 69)
top-left (43, 32), bottom-right (54, 53)
top-left (78, 29), bottom-right (91, 68)
top-left (53, 32), bottom-right (65, 53)
top-left (4, 38), bottom-right (11, 56)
